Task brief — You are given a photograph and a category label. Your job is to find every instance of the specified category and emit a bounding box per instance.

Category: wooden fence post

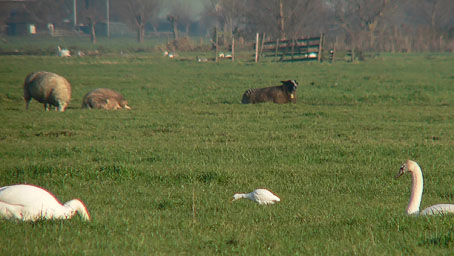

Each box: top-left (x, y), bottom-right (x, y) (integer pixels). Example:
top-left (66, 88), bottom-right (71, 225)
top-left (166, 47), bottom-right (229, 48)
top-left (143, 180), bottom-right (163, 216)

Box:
top-left (274, 39), bottom-right (279, 62)
top-left (259, 33), bottom-right (266, 61)
top-left (331, 43), bottom-right (336, 63)
top-left (232, 36), bottom-right (235, 62)
top-left (318, 33), bottom-right (324, 63)
top-left (291, 38), bottom-right (295, 62)
top-left (215, 27), bottom-right (218, 62)
top-left (255, 33), bottom-right (259, 63)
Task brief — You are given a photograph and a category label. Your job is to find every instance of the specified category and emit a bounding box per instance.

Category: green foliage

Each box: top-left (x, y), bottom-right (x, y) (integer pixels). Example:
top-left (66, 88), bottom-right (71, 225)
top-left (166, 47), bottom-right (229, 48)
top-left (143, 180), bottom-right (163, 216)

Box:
top-left (1, 51), bottom-right (454, 255)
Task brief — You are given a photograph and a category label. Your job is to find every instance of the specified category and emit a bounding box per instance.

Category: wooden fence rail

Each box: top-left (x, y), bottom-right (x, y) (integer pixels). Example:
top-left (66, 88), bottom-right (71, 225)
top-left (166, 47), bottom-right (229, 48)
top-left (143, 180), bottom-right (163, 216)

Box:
top-left (255, 33), bottom-right (324, 62)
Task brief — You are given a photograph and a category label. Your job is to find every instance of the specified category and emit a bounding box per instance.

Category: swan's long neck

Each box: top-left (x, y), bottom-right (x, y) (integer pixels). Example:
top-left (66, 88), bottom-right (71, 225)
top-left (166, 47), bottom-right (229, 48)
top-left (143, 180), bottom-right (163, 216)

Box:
top-left (407, 165), bottom-right (423, 215)
top-left (63, 199), bottom-right (90, 220)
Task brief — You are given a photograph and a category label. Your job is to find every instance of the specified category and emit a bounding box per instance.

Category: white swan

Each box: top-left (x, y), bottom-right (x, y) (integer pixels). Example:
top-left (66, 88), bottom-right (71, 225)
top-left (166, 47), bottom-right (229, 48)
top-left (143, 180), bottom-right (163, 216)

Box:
top-left (395, 160), bottom-right (454, 215)
top-left (0, 184), bottom-right (90, 221)
top-left (57, 46), bottom-right (71, 57)
top-left (232, 188), bottom-right (280, 205)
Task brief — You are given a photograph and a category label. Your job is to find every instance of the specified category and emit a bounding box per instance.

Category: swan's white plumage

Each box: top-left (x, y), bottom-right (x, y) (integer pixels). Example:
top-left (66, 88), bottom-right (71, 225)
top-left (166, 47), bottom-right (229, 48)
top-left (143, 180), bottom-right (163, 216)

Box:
top-left (420, 204), bottom-right (454, 215)
top-left (396, 160), bottom-right (454, 216)
top-left (232, 188), bottom-right (280, 205)
top-left (0, 184), bottom-right (90, 221)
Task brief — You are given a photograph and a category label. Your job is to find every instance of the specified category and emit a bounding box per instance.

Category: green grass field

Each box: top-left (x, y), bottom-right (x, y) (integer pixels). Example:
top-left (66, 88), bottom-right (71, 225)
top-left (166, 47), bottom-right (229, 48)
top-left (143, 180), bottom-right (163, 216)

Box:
top-left (1, 47), bottom-right (454, 254)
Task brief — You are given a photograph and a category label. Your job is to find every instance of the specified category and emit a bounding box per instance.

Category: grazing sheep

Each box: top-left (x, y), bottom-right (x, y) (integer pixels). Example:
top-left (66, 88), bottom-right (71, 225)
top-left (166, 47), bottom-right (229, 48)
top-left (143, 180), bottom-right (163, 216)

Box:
top-left (23, 71), bottom-right (72, 112)
top-left (82, 88), bottom-right (131, 110)
top-left (241, 80), bottom-right (298, 104)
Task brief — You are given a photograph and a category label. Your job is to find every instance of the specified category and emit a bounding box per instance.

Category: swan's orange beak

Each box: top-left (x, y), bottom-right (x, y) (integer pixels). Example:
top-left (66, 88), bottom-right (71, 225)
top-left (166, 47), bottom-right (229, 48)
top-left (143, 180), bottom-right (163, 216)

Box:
top-left (395, 165), bottom-right (406, 179)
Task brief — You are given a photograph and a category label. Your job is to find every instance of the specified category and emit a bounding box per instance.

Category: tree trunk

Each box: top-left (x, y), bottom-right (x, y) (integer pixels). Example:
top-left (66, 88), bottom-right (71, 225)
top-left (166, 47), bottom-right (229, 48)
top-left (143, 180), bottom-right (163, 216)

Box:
top-left (173, 21), bottom-right (178, 40)
top-left (223, 22), bottom-right (228, 45)
top-left (185, 24), bottom-right (190, 37)
top-left (89, 18), bottom-right (97, 44)
top-left (168, 16), bottom-right (179, 40)
top-left (279, 0), bottom-right (286, 39)
top-left (430, 0), bottom-right (438, 28)
top-left (137, 24), bottom-right (144, 43)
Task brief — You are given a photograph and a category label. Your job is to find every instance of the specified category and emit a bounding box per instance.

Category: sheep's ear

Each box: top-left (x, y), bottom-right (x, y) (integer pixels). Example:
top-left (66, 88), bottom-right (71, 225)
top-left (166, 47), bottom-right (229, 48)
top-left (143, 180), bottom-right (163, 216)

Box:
top-left (281, 80), bottom-right (288, 84)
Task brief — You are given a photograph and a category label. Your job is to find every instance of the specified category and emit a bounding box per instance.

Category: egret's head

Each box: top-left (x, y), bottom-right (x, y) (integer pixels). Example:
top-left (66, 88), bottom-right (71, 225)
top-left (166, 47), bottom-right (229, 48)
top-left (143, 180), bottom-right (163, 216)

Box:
top-left (232, 194), bottom-right (242, 202)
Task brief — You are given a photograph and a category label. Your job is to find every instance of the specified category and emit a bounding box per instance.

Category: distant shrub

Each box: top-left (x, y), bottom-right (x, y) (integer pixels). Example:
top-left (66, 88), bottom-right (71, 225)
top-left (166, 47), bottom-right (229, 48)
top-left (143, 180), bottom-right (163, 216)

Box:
top-left (167, 37), bottom-right (195, 51)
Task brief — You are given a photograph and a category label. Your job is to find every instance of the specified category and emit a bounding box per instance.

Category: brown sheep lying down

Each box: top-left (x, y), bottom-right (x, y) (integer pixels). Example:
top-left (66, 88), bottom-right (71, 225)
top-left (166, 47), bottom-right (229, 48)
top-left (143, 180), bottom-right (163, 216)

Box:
top-left (23, 71), bottom-right (72, 112)
top-left (241, 80), bottom-right (298, 104)
top-left (82, 88), bottom-right (131, 110)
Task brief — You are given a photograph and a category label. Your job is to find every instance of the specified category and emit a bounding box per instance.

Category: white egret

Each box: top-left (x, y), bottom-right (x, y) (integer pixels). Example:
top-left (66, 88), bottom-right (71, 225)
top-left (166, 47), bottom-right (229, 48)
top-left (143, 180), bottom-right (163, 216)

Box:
top-left (232, 188), bottom-right (280, 205)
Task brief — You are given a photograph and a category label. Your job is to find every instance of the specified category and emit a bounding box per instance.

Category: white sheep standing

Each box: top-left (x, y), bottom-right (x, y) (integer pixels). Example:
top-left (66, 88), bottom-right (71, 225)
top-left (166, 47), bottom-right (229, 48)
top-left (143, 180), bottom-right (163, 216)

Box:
top-left (23, 71), bottom-right (72, 112)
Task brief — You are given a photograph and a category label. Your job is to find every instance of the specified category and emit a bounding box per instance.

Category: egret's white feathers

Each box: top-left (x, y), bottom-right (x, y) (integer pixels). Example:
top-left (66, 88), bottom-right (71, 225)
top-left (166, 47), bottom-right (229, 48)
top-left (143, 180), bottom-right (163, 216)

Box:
top-left (232, 188), bottom-right (280, 205)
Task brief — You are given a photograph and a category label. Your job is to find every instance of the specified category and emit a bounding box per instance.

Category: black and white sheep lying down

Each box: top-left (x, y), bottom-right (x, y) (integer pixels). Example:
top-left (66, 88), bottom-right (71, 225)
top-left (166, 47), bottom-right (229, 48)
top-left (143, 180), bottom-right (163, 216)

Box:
top-left (82, 88), bottom-right (131, 110)
top-left (23, 71), bottom-right (72, 112)
top-left (241, 80), bottom-right (298, 104)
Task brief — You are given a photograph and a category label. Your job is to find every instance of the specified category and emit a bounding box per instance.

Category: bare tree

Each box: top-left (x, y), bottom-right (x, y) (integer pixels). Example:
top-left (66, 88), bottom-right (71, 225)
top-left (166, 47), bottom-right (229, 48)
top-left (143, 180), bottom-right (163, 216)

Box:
top-left (167, 15), bottom-right (179, 40)
top-left (403, 0), bottom-right (454, 50)
top-left (332, 0), bottom-right (394, 49)
top-left (213, 0), bottom-right (246, 43)
top-left (6, 0), bottom-right (72, 29)
top-left (400, 0), bottom-right (454, 30)
top-left (278, 0), bottom-right (285, 39)
top-left (113, 0), bottom-right (161, 43)
top-left (202, 0), bottom-right (249, 45)
top-left (240, 0), bottom-right (325, 40)
top-left (200, 0), bottom-right (328, 43)
top-left (79, 0), bottom-right (107, 44)
top-left (167, 1), bottom-right (194, 37)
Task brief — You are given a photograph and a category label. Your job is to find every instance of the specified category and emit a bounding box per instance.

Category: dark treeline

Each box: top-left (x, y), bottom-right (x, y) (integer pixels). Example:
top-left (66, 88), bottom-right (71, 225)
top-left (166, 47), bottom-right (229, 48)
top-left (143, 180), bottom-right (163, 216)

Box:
top-left (1, 0), bottom-right (454, 52)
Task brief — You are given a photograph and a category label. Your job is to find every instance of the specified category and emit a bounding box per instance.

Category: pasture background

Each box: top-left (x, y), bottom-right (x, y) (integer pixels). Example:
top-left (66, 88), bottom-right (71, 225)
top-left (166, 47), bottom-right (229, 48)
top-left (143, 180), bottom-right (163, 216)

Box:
top-left (1, 44), bottom-right (454, 254)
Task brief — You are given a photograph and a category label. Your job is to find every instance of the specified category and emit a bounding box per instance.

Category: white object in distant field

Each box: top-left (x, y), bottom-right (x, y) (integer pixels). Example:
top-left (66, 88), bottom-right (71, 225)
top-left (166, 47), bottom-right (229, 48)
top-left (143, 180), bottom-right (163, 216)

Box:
top-left (232, 188), bottom-right (280, 205)
top-left (164, 51), bottom-right (177, 58)
top-left (196, 56), bottom-right (208, 62)
top-left (0, 184), bottom-right (90, 221)
top-left (57, 46), bottom-right (71, 57)
top-left (308, 52), bottom-right (317, 58)
top-left (395, 160), bottom-right (454, 216)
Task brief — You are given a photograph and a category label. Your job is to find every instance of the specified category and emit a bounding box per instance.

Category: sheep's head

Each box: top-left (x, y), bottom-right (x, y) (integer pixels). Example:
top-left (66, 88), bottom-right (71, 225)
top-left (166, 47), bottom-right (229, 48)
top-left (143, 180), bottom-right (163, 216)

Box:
top-left (119, 100), bottom-right (131, 110)
top-left (282, 80), bottom-right (298, 98)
